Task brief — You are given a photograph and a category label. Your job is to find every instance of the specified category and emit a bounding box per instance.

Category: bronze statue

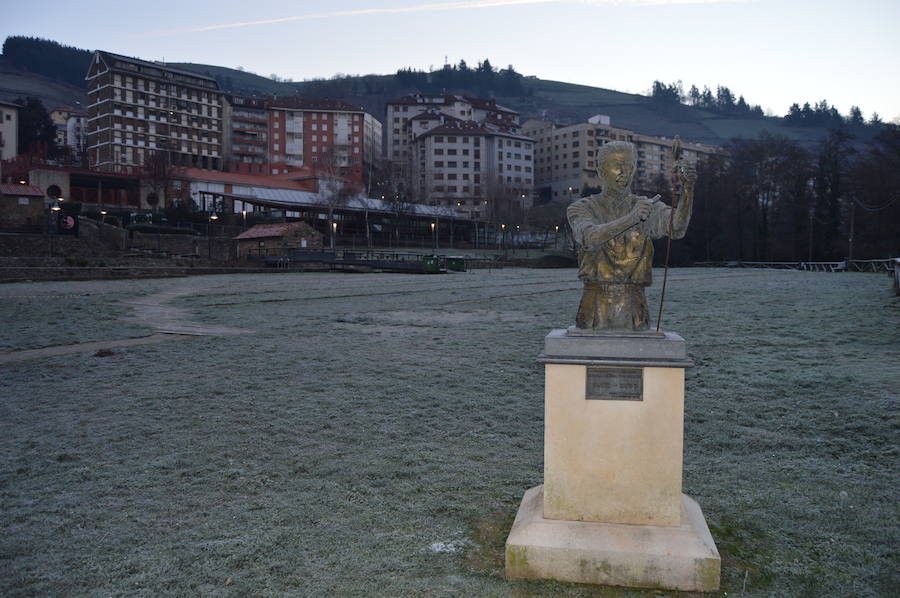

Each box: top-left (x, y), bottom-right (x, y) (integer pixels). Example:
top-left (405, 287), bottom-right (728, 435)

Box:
top-left (567, 140), bottom-right (696, 332)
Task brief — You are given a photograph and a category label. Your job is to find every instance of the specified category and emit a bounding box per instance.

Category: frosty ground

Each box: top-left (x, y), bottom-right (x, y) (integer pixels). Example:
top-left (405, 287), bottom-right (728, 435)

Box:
top-left (0, 268), bottom-right (897, 597)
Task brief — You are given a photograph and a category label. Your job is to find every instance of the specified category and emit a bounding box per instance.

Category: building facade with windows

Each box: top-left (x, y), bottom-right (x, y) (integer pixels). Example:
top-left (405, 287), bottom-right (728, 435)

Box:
top-left (409, 120), bottom-right (534, 220)
top-left (0, 100), bottom-right (19, 161)
top-left (266, 98), bottom-right (381, 190)
top-left (387, 94), bottom-right (530, 219)
top-left (523, 115), bottom-right (721, 202)
top-left (223, 95), bottom-right (268, 173)
top-left (50, 106), bottom-right (88, 154)
top-left (85, 50), bottom-right (224, 172)
top-left (385, 94), bottom-right (521, 169)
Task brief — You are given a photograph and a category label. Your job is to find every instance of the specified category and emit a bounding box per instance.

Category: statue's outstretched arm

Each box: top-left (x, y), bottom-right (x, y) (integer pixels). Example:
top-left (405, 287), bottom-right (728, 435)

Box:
top-left (568, 200), bottom-right (644, 250)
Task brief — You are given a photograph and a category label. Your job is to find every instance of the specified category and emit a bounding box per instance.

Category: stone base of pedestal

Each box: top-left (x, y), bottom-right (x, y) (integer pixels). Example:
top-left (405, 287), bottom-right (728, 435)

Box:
top-left (505, 485), bottom-right (720, 592)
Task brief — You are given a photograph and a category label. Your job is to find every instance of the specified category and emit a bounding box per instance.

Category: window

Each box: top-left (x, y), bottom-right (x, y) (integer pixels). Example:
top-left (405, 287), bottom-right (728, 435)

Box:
top-left (447, 161), bottom-right (457, 167)
top-left (447, 149), bottom-right (457, 155)
top-left (434, 161), bottom-right (444, 167)
top-left (462, 161), bottom-right (469, 168)
top-left (435, 136), bottom-right (444, 142)
top-left (448, 173), bottom-right (457, 180)
top-left (435, 148), bottom-right (444, 155)
top-left (274, 143), bottom-right (280, 151)
top-left (448, 136), bottom-right (456, 143)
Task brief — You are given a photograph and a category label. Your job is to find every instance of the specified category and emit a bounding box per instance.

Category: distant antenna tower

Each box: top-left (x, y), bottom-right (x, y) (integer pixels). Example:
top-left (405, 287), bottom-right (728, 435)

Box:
top-left (444, 55), bottom-right (448, 66)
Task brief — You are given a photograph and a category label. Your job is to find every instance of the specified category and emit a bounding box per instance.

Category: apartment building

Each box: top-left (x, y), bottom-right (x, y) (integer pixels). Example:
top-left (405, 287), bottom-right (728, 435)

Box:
top-left (85, 50), bottom-right (224, 172)
top-left (523, 115), bottom-right (720, 201)
top-left (50, 106), bottom-right (87, 153)
top-left (224, 95), bottom-right (268, 173)
top-left (266, 98), bottom-right (381, 189)
top-left (0, 100), bottom-right (18, 161)
top-left (385, 94), bottom-right (520, 167)
top-left (409, 119), bottom-right (534, 220)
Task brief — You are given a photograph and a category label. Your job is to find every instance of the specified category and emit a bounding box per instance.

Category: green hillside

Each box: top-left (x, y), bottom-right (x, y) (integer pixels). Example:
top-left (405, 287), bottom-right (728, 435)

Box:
top-left (0, 35), bottom-right (874, 149)
top-left (168, 63), bottom-right (299, 97)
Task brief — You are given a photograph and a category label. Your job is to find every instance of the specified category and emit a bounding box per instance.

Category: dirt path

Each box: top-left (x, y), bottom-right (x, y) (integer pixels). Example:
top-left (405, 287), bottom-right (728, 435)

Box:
top-left (0, 280), bottom-right (251, 364)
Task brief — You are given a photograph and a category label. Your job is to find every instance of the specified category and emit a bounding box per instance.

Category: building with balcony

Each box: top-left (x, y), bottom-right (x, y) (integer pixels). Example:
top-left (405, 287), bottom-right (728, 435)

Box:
top-left (409, 119), bottom-right (534, 220)
top-left (522, 115), bottom-right (721, 202)
top-left (385, 94), bottom-right (520, 169)
top-left (266, 98), bottom-right (381, 190)
top-left (224, 95), bottom-right (268, 173)
top-left (85, 50), bottom-right (224, 172)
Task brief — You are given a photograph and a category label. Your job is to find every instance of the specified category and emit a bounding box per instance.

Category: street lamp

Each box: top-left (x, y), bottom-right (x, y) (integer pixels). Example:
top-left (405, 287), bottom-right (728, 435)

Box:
top-left (99, 210), bottom-right (108, 242)
top-left (242, 209), bottom-right (247, 230)
top-left (430, 221), bottom-right (436, 252)
top-left (331, 220), bottom-right (338, 249)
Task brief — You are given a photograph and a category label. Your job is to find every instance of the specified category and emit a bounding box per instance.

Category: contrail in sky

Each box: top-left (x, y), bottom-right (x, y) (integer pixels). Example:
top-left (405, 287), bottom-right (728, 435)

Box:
top-left (146, 0), bottom-right (746, 37)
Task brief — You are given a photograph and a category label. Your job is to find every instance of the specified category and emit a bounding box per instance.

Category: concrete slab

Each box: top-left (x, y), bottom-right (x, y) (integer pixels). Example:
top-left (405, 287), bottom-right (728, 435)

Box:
top-left (540, 328), bottom-right (692, 368)
top-left (506, 485), bottom-right (720, 592)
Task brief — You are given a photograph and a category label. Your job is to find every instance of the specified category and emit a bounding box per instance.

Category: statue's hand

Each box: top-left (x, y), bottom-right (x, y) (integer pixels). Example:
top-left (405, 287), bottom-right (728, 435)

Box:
top-left (678, 163), bottom-right (697, 190)
top-left (632, 198), bottom-right (654, 223)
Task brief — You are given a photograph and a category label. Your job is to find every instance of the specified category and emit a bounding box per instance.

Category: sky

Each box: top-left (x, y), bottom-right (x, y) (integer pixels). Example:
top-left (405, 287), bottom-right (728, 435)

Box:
top-left (3, 0), bottom-right (899, 122)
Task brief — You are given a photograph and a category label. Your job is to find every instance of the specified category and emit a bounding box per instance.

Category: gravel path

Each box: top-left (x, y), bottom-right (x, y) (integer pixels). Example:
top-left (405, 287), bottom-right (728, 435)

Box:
top-left (0, 278), bottom-right (251, 363)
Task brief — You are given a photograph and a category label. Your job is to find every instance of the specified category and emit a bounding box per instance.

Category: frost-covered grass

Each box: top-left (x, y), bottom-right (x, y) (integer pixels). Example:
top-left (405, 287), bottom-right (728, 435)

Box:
top-left (1, 268), bottom-right (897, 597)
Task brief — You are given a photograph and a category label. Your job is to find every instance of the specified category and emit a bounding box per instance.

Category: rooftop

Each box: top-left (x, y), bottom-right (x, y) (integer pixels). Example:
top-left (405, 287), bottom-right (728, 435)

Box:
top-left (235, 221), bottom-right (319, 240)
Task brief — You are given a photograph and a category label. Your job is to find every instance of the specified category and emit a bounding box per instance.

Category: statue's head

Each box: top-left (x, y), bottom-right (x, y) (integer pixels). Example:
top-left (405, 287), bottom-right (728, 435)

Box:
top-left (597, 141), bottom-right (636, 193)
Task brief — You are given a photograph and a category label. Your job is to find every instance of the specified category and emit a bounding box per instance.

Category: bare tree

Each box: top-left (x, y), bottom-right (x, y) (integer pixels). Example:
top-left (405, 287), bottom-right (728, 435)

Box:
top-left (143, 150), bottom-right (172, 211)
top-left (316, 148), bottom-right (356, 248)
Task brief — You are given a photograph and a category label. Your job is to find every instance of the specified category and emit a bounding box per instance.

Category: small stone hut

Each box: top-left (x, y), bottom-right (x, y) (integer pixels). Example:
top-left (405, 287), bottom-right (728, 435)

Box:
top-left (0, 184), bottom-right (45, 231)
top-left (235, 222), bottom-right (323, 258)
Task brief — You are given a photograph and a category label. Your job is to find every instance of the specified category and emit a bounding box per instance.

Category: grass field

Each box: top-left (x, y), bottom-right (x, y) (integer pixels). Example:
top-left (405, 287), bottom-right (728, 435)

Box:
top-left (1, 268), bottom-right (897, 597)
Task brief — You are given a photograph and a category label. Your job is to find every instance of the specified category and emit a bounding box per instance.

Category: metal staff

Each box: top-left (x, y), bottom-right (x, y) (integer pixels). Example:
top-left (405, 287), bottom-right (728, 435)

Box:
top-left (655, 136), bottom-right (683, 333)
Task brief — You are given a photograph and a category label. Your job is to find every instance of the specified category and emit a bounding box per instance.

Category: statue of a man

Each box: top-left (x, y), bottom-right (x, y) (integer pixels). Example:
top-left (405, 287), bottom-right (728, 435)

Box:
top-left (567, 140), bottom-right (696, 332)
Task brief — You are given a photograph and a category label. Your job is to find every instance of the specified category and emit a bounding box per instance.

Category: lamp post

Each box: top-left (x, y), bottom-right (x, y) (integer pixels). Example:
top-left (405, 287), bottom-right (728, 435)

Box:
top-left (554, 224), bottom-right (559, 249)
top-left (99, 210), bottom-right (108, 242)
top-left (501, 223), bottom-right (506, 252)
top-left (331, 220), bottom-right (338, 249)
top-left (242, 209), bottom-right (247, 231)
top-left (430, 221), bottom-right (436, 252)
top-left (208, 213), bottom-right (218, 259)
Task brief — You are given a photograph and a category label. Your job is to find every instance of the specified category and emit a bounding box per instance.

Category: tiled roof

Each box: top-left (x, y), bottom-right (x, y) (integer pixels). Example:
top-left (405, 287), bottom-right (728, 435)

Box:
top-left (97, 51), bottom-right (218, 84)
top-left (416, 120), bottom-right (533, 141)
top-left (235, 222), bottom-right (319, 240)
top-left (177, 168), bottom-right (324, 190)
top-left (267, 97), bottom-right (364, 112)
top-left (0, 184), bottom-right (44, 197)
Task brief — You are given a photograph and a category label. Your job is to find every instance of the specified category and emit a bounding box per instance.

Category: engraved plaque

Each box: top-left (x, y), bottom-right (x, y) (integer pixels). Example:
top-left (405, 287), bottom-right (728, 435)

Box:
top-left (586, 366), bottom-right (643, 400)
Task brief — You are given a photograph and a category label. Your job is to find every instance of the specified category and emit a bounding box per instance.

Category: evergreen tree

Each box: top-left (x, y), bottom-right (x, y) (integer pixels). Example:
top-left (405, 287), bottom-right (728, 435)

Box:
top-left (15, 97), bottom-right (57, 155)
top-left (689, 84), bottom-right (700, 106)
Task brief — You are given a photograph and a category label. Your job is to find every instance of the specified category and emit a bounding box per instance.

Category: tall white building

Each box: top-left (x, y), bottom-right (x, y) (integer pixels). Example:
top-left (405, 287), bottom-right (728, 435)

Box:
top-left (386, 94), bottom-right (530, 219)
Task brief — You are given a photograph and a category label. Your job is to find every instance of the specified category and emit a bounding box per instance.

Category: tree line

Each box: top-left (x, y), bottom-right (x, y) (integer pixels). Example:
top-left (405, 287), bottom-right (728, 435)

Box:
top-left (651, 79), bottom-right (885, 130)
top-left (2, 36), bottom-right (92, 88)
top-left (679, 127), bottom-right (899, 263)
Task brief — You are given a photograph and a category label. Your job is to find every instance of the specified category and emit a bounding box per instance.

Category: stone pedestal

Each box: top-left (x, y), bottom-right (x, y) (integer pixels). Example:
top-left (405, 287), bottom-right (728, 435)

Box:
top-left (505, 329), bottom-right (720, 592)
